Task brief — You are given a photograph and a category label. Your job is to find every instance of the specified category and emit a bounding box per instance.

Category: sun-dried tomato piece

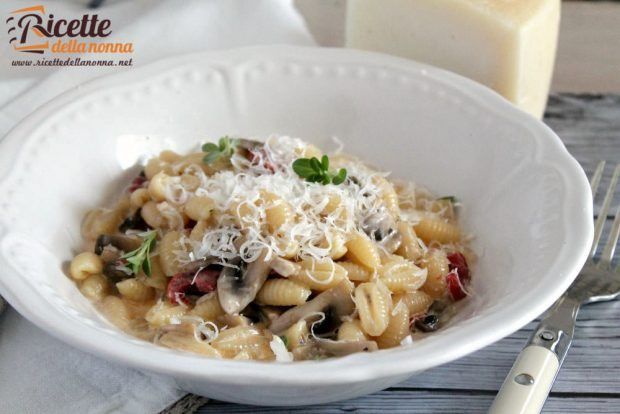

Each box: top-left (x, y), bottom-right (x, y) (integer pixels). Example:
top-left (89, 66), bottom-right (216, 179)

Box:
top-left (247, 147), bottom-right (276, 173)
top-left (193, 268), bottom-right (220, 293)
top-left (447, 252), bottom-right (470, 282)
top-left (167, 267), bottom-right (221, 305)
top-left (446, 271), bottom-right (467, 301)
top-left (167, 273), bottom-right (193, 304)
top-left (128, 173), bottom-right (147, 193)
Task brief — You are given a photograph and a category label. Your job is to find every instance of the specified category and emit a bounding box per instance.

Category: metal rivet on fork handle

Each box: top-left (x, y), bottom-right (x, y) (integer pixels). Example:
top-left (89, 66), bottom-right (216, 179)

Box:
top-left (540, 331), bottom-right (555, 341)
top-left (514, 374), bottom-right (535, 386)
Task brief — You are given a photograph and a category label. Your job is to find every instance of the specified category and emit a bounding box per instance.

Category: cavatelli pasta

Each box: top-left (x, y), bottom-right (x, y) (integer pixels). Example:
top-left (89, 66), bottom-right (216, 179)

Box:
top-left (394, 290), bottom-right (434, 316)
top-left (69, 135), bottom-right (473, 361)
top-left (379, 255), bottom-right (427, 293)
top-left (283, 320), bottom-right (309, 349)
top-left (158, 325), bottom-right (221, 357)
top-left (289, 258), bottom-right (348, 291)
top-left (373, 175), bottom-right (400, 217)
top-left (184, 195), bottom-right (215, 221)
top-left (116, 278), bottom-right (154, 302)
top-left (138, 259), bottom-right (168, 291)
top-left (157, 230), bottom-right (187, 276)
top-left (81, 205), bottom-right (127, 240)
top-left (345, 231), bottom-right (381, 270)
top-left (375, 302), bottom-right (410, 349)
top-left (210, 326), bottom-right (274, 360)
top-left (99, 296), bottom-right (131, 330)
top-left (323, 232), bottom-right (348, 260)
top-left (158, 149), bottom-right (182, 163)
top-left (337, 319), bottom-right (368, 342)
top-left (190, 294), bottom-right (225, 321)
top-left (263, 191), bottom-right (294, 233)
top-left (140, 200), bottom-right (165, 229)
top-left (79, 274), bottom-right (108, 301)
top-left (420, 249), bottom-right (450, 299)
top-left (129, 188), bottom-right (150, 208)
top-left (70, 252), bottom-right (103, 281)
top-left (414, 215), bottom-right (461, 244)
top-left (354, 281), bottom-right (393, 336)
top-left (144, 157), bottom-right (172, 179)
top-left (147, 171), bottom-right (170, 202)
top-left (321, 193), bottom-right (341, 216)
top-left (395, 221), bottom-right (424, 262)
top-left (145, 301), bottom-right (187, 328)
top-left (256, 279), bottom-right (311, 306)
top-left (339, 261), bottom-right (372, 282)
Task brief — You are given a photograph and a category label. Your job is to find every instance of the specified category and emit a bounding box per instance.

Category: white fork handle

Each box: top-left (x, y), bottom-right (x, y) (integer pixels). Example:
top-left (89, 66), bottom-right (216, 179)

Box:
top-left (488, 345), bottom-right (559, 414)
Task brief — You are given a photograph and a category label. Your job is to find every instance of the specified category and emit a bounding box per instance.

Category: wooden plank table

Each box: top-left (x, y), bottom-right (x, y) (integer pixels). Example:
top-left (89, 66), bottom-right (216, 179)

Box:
top-left (187, 94), bottom-right (620, 413)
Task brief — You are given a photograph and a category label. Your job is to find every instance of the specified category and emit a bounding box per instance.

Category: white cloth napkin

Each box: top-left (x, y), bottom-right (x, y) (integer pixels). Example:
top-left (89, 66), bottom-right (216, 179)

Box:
top-left (0, 1), bottom-right (314, 413)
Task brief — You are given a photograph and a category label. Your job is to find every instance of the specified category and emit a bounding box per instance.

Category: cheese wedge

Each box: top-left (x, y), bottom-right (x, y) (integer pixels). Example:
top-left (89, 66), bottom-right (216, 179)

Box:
top-left (346, 0), bottom-right (561, 118)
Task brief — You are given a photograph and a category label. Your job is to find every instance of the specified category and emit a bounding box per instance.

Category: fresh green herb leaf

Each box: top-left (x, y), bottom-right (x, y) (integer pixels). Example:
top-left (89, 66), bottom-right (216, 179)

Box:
top-left (321, 154), bottom-right (329, 171)
top-left (142, 256), bottom-right (152, 276)
top-left (201, 143), bottom-right (219, 152)
top-left (310, 157), bottom-right (322, 172)
top-left (292, 158), bottom-right (316, 177)
top-left (292, 155), bottom-right (348, 186)
top-left (331, 168), bottom-right (347, 185)
top-left (201, 136), bottom-right (238, 165)
top-left (120, 230), bottom-right (157, 277)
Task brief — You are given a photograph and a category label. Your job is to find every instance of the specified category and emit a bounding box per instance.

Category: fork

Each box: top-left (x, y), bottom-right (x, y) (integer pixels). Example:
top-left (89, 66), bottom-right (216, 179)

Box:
top-left (489, 161), bottom-right (620, 414)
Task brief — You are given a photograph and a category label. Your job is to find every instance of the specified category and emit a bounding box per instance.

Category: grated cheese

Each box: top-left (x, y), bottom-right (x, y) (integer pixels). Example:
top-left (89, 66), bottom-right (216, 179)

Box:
top-left (400, 335), bottom-right (414, 346)
top-left (194, 320), bottom-right (219, 343)
top-left (269, 335), bottom-right (294, 362)
top-left (170, 135), bottom-right (397, 267)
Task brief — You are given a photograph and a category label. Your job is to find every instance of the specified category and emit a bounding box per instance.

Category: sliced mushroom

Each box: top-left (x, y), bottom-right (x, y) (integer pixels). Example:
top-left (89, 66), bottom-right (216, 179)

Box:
top-left (362, 211), bottom-right (401, 254)
top-left (102, 261), bottom-right (133, 283)
top-left (94, 234), bottom-right (142, 282)
top-left (179, 256), bottom-right (219, 273)
top-left (269, 280), bottom-right (355, 334)
top-left (118, 209), bottom-right (150, 232)
top-left (94, 234), bottom-right (141, 255)
top-left (241, 303), bottom-right (283, 326)
top-left (217, 250), bottom-right (271, 315)
top-left (414, 300), bottom-right (447, 332)
top-left (414, 314), bottom-right (440, 332)
top-left (167, 267), bottom-right (220, 305)
top-left (166, 256), bottom-right (222, 305)
top-left (259, 306), bottom-right (284, 324)
top-left (292, 338), bottom-right (378, 360)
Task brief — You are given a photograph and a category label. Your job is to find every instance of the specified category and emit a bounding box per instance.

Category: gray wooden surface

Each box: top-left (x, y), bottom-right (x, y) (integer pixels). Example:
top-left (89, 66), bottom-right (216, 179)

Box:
top-left (187, 94), bottom-right (620, 413)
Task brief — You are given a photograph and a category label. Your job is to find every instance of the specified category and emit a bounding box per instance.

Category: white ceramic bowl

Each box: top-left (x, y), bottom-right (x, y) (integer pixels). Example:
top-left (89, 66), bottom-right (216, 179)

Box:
top-left (0, 46), bottom-right (592, 406)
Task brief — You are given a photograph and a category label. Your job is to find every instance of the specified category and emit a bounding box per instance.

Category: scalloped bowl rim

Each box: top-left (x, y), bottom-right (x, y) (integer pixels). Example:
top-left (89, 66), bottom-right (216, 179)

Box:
top-left (0, 46), bottom-right (592, 386)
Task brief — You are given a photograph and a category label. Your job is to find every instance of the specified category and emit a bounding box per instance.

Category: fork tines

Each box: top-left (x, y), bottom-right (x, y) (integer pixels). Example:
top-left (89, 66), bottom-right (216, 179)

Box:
top-left (589, 161), bottom-right (620, 266)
